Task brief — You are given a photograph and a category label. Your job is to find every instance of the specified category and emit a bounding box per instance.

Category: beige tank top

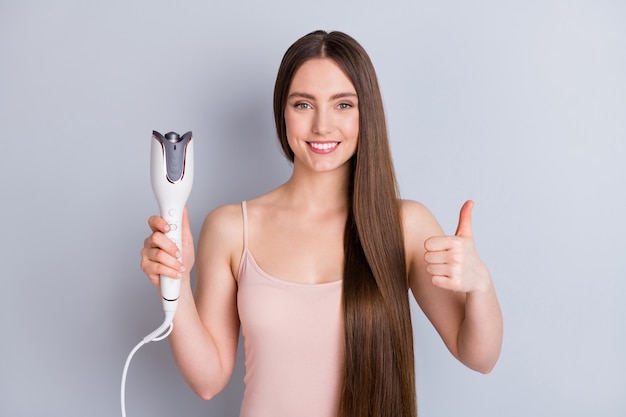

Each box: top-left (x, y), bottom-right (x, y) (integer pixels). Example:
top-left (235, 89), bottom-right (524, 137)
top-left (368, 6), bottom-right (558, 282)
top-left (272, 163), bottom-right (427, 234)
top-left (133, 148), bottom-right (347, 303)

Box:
top-left (237, 201), bottom-right (344, 417)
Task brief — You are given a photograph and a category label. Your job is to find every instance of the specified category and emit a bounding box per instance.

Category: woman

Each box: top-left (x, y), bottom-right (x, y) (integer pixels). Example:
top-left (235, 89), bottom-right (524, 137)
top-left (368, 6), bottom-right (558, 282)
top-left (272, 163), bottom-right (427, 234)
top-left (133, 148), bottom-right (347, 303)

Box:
top-left (141, 30), bottom-right (503, 417)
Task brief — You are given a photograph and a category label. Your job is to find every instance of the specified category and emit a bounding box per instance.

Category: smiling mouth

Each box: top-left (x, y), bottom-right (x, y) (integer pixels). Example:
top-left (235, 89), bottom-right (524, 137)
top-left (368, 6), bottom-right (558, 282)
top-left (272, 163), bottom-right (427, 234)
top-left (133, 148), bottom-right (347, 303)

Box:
top-left (308, 142), bottom-right (339, 151)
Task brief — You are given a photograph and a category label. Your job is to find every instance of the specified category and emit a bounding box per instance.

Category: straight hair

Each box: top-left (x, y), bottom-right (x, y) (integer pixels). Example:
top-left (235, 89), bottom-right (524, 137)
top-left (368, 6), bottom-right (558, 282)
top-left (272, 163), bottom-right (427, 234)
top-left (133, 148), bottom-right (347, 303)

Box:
top-left (273, 30), bottom-right (417, 417)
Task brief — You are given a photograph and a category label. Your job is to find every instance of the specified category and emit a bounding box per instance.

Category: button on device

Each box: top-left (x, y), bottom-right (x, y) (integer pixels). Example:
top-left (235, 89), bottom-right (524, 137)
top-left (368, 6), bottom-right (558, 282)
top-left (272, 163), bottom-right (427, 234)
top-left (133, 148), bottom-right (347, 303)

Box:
top-left (169, 223), bottom-right (178, 231)
top-left (168, 208), bottom-right (177, 217)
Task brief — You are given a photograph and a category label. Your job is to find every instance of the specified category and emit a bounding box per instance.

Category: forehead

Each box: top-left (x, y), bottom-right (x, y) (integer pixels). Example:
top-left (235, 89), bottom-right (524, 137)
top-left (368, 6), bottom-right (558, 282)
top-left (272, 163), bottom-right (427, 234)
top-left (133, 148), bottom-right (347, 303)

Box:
top-left (289, 58), bottom-right (356, 95)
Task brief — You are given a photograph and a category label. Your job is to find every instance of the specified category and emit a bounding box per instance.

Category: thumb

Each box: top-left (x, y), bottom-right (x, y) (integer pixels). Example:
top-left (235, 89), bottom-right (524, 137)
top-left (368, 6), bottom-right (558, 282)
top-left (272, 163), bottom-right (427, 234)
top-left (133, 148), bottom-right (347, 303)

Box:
top-left (455, 200), bottom-right (474, 237)
top-left (182, 206), bottom-right (192, 239)
top-left (181, 206), bottom-right (193, 245)
top-left (181, 206), bottom-right (195, 267)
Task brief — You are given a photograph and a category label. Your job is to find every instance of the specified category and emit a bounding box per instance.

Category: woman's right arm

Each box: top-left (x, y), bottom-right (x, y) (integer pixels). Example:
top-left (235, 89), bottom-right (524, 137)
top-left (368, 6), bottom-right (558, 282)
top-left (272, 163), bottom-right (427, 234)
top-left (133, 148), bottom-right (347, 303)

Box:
top-left (140, 205), bottom-right (241, 400)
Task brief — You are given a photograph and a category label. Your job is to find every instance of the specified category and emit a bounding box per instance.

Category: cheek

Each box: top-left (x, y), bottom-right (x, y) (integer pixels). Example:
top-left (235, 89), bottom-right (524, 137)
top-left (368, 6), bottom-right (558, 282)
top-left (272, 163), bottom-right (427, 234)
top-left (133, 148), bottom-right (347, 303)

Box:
top-left (284, 112), bottom-right (301, 153)
top-left (343, 113), bottom-right (360, 140)
top-left (284, 110), bottom-right (304, 138)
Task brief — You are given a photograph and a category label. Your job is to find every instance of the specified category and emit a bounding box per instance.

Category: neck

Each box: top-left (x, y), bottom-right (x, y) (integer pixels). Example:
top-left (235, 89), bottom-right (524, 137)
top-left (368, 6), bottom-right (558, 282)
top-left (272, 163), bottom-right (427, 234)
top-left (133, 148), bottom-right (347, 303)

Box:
top-left (280, 163), bottom-right (350, 213)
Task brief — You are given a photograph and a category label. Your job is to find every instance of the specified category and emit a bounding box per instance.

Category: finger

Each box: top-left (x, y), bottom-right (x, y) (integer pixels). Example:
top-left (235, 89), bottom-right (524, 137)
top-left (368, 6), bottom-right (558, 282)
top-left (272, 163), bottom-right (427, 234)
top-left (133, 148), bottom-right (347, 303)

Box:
top-left (431, 275), bottom-right (459, 292)
top-left (424, 249), bottom-right (449, 265)
top-left (424, 236), bottom-right (447, 252)
top-left (148, 215), bottom-right (170, 233)
top-left (144, 262), bottom-right (183, 283)
top-left (141, 247), bottom-right (185, 278)
top-left (140, 255), bottom-right (169, 287)
top-left (455, 200), bottom-right (474, 238)
top-left (426, 262), bottom-right (455, 278)
top-left (144, 231), bottom-right (181, 259)
top-left (181, 206), bottom-right (193, 245)
top-left (139, 256), bottom-right (169, 286)
top-left (151, 247), bottom-right (184, 272)
top-left (424, 235), bottom-right (464, 252)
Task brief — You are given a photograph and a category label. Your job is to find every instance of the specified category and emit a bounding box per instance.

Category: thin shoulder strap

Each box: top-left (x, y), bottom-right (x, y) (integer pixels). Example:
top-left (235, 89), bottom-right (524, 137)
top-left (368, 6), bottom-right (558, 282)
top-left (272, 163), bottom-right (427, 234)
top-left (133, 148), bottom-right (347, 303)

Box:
top-left (237, 200), bottom-right (249, 281)
top-left (241, 200), bottom-right (249, 251)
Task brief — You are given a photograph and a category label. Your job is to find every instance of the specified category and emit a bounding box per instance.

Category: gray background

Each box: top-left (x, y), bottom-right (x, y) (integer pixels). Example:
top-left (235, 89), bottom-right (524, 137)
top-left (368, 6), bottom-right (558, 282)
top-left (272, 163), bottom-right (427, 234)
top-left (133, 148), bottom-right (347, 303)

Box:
top-left (1, 0), bottom-right (624, 416)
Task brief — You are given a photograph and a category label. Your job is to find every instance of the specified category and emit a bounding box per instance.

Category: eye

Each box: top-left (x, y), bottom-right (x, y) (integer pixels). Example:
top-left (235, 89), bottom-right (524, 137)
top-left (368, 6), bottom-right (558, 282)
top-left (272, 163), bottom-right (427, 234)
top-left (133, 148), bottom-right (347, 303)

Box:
top-left (337, 102), bottom-right (353, 110)
top-left (294, 102), bottom-right (312, 110)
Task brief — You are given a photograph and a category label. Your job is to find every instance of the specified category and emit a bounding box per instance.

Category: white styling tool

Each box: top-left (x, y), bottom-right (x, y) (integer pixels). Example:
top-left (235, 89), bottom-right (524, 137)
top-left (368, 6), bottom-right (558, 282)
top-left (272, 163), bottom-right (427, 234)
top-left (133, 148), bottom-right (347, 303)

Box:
top-left (121, 130), bottom-right (194, 417)
top-left (151, 130), bottom-right (194, 320)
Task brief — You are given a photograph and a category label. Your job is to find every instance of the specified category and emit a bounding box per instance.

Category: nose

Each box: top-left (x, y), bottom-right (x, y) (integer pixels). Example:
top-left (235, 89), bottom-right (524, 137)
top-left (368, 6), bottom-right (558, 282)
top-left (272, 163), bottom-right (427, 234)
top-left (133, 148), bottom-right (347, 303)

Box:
top-left (312, 108), bottom-right (333, 135)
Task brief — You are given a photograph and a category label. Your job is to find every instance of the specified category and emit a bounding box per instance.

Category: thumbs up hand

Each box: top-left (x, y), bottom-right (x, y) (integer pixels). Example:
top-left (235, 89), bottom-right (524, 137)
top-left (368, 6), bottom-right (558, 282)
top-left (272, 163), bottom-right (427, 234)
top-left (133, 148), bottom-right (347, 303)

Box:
top-left (424, 200), bottom-right (491, 293)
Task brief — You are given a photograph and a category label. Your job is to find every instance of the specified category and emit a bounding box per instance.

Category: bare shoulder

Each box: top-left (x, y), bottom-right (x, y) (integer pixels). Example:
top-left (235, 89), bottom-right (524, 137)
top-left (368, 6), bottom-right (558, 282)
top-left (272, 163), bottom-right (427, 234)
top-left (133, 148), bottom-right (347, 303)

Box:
top-left (400, 199), bottom-right (443, 240)
top-left (201, 203), bottom-right (243, 238)
top-left (400, 199), bottom-right (445, 267)
top-left (400, 199), bottom-right (432, 222)
top-left (197, 202), bottom-right (244, 279)
top-left (199, 189), bottom-right (281, 246)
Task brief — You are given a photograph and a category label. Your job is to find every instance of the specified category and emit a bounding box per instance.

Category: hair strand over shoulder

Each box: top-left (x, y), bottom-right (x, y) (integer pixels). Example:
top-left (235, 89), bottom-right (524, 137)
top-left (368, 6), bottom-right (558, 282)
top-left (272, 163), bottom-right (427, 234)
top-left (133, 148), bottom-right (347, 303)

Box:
top-left (273, 30), bottom-right (417, 417)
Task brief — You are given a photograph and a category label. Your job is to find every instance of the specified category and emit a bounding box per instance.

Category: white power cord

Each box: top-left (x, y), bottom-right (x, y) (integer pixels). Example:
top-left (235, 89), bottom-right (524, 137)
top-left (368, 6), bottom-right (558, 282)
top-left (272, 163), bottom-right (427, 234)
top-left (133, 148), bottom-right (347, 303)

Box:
top-left (121, 312), bottom-right (175, 417)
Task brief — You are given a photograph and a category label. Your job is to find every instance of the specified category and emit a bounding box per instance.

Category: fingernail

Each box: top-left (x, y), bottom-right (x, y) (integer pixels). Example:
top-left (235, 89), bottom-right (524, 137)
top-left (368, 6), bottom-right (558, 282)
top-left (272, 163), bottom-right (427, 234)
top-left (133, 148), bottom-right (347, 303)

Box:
top-left (180, 265), bottom-right (186, 272)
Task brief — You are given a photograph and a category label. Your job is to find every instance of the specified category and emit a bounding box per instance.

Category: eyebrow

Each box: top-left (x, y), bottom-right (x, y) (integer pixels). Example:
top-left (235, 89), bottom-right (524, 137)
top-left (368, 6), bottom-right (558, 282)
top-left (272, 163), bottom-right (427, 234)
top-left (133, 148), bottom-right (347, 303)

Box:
top-left (288, 92), bottom-right (358, 101)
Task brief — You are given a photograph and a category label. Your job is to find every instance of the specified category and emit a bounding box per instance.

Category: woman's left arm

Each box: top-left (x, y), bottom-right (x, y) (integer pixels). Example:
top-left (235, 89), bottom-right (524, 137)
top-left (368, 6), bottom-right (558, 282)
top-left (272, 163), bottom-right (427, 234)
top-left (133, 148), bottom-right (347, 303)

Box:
top-left (403, 200), bottom-right (503, 373)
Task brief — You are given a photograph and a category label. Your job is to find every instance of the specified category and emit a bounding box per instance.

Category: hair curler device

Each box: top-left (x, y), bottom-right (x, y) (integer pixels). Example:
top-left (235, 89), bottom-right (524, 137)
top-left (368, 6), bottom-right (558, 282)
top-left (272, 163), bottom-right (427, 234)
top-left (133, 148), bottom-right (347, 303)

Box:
top-left (120, 130), bottom-right (193, 417)
top-left (151, 130), bottom-right (194, 321)
top-left (120, 130), bottom-right (194, 417)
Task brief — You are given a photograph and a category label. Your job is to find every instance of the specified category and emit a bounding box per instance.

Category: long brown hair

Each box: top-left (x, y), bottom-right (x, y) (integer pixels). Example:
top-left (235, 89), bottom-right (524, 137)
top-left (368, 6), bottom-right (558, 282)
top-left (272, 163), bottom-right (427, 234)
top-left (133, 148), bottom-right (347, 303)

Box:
top-left (273, 30), bottom-right (416, 417)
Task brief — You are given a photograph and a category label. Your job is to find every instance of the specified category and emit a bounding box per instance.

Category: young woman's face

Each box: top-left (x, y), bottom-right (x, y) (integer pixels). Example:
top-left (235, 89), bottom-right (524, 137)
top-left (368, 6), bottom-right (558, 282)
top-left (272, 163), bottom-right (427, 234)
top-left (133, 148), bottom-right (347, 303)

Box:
top-left (284, 58), bottom-right (359, 174)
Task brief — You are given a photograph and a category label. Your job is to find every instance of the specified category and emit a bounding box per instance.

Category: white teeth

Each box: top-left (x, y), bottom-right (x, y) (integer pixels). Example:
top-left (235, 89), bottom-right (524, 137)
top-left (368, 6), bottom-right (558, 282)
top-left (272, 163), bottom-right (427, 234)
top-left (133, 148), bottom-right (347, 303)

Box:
top-left (310, 142), bottom-right (338, 150)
